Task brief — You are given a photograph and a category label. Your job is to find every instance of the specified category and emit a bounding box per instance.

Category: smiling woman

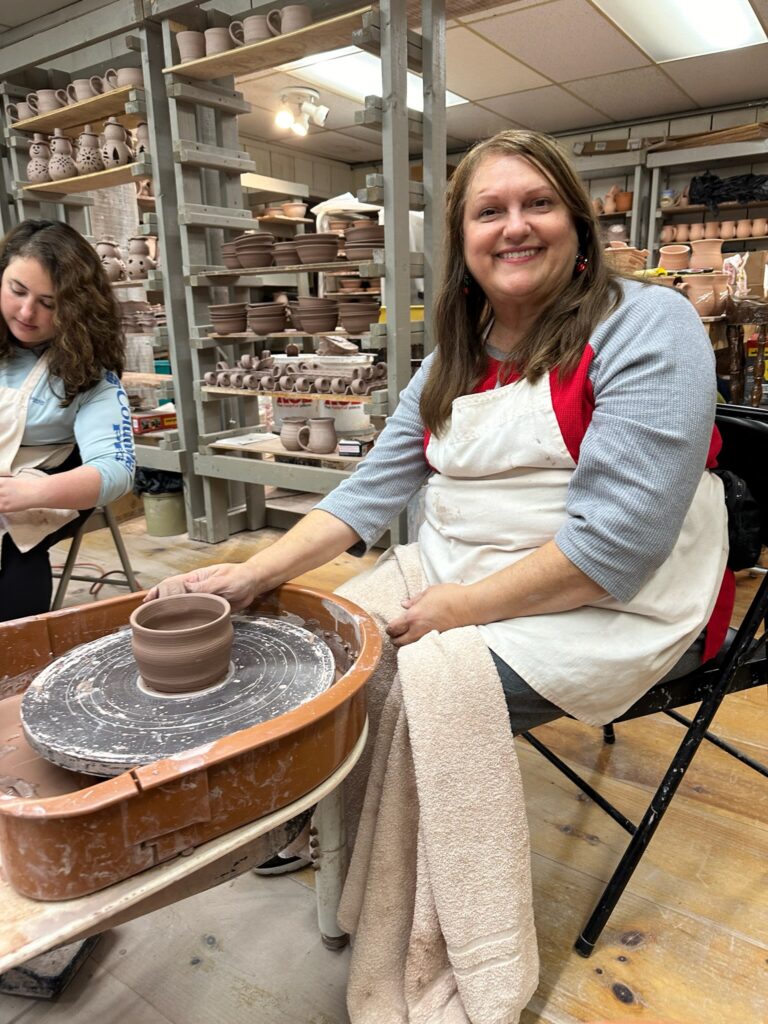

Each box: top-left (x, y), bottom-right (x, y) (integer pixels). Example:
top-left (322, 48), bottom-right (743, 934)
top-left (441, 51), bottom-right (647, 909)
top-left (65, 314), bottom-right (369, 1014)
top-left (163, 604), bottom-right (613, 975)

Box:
top-left (0, 220), bottom-right (135, 621)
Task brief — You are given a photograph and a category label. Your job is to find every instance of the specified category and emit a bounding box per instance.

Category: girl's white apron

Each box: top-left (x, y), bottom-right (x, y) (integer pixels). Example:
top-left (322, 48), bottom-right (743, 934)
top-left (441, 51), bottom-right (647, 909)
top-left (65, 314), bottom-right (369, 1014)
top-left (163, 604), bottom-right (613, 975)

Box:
top-left (420, 373), bottom-right (728, 725)
top-left (0, 352), bottom-right (77, 554)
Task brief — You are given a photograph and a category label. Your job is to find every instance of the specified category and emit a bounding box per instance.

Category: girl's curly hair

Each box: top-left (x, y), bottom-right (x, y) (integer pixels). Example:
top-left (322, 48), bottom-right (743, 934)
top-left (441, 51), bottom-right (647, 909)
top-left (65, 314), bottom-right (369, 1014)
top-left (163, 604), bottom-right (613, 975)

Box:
top-left (0, 219), bottom-right (124, 406)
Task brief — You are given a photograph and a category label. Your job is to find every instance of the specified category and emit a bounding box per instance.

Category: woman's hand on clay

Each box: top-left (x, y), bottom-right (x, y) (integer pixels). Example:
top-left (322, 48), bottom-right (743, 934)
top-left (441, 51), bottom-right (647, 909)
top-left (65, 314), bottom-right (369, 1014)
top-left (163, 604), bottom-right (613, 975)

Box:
top-left (385, 583), bottom-right (473, 647)
top-left (144, 563), bottom-right (262, 611)
top-left (0, 475), bottom-right (42, 514)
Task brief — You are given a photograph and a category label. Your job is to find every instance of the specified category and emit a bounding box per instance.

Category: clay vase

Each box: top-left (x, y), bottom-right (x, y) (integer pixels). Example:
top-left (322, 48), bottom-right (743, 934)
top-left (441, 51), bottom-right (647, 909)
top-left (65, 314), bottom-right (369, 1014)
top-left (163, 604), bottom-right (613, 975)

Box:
top-left (751, 217), bottom-right (768, 237)
top-left (674, 223), bottom-right (689, 243)
top-left (297, 417), bottom-right (337, 454)
top-left (658, 244), bottom-right (690, 271)
top-left (101, 116), bottom-right (133, 167)
top-left (134, 121), bottom-right (150, 158)
top-left (615, 190), bottom-right (633, 212)
top-left (687, 222), bottom-right (705, 242)
top-left (736, 219), bottom-right (752, 239)
top-left (678, 272), bottom-right (729, 318)
top-left (26, 134), bottom-right (51, 183)
top-left (719, 220), bottom-right (736, 240)
top-left (704, 221), bottom-right (720, 239)
top-left (129, 593), bottom-right (234, 693)
top-left (659, 225), bottom-right (676, 244)
top-left (591, 197), bottom-right (603, 216)
top-left (74, 125), bottom-right (104, 175)
top-left (280, 416), bottom-right (309, 451)
top-left (690, 237), bottom-right (724, 271)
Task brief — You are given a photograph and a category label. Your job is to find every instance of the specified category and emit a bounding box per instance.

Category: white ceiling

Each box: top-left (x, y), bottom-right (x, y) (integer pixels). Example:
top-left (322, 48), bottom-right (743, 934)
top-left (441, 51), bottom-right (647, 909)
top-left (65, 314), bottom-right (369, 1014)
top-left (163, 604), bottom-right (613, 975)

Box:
top-left (236, 0), bottom-right (768, 163)
top-left (3, 0), bottom-right (768, 163)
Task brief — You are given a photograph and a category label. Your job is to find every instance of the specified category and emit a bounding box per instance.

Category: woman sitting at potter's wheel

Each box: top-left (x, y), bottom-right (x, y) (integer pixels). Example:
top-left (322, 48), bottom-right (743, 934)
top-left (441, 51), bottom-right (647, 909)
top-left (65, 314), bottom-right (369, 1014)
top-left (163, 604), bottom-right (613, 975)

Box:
top-left (0, 220), bottom-right (135, 621)
top-left (150, 130), bottom-right (729, 962)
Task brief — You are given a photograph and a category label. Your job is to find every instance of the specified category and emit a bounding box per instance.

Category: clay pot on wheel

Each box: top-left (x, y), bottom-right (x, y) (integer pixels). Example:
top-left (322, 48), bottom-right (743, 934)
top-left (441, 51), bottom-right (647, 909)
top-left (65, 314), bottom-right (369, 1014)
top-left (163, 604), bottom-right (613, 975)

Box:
top-left (129, 593), bottom-right (234, 693)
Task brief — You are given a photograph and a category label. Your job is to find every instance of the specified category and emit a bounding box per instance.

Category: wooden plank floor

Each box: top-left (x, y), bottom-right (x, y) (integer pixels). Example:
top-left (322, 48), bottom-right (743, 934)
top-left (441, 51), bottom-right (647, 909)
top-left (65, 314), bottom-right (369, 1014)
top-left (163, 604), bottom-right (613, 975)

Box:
top-left (1, 520), bottom-right (765, 1023)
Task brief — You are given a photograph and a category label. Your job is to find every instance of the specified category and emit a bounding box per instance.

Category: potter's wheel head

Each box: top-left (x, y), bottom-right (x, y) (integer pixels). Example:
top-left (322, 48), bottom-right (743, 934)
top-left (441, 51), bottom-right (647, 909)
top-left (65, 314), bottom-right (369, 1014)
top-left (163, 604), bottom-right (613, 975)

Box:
top-left (21, 617), bottom-right (336, 777)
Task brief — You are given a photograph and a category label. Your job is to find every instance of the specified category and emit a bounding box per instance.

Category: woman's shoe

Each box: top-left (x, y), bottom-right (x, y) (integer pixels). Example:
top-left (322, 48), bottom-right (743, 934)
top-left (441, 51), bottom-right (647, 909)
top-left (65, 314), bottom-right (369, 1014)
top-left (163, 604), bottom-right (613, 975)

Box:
top-left (253, 853), bottom-right (311, 876)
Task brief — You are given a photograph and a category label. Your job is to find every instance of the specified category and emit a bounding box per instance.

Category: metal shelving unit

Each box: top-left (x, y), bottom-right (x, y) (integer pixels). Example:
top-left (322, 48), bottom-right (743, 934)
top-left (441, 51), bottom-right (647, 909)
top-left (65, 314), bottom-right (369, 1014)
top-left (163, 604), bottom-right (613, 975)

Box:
top-left (572, 150), bottom-right (647, 249)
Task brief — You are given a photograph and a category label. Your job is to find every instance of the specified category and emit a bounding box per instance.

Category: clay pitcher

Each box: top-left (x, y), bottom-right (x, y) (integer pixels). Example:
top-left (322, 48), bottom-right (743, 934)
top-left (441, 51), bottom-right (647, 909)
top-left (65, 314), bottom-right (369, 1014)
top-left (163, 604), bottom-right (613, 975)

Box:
top-left (26, 133), bottom-right (51, 183)
top-left (703, 221), bottom-right (720, 239)
top-left (736, 219), bottom-right (752, 239)
top-left (280, 416), bottom-right (309, 451)
top-left (74, 125), bottom-right (104, 175)
top-left (129, 593), bottom-right (234, 693)
top-left (751, 218), bottom-right (768, 237)
top-left (690, 237), bottom-right (723, 271)
top-left (101, 116), bottom-right (133, 167)
top-left (297, 416), bottom-right (337, 454)
top-left (687, 222), bottom-right (705, 241)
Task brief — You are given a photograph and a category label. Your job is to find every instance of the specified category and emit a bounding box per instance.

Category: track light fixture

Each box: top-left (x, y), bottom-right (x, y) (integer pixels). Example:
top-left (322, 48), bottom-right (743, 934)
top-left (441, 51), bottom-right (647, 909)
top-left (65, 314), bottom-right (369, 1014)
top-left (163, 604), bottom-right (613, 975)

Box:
top-left (274, 87), bottom-right (330, 135)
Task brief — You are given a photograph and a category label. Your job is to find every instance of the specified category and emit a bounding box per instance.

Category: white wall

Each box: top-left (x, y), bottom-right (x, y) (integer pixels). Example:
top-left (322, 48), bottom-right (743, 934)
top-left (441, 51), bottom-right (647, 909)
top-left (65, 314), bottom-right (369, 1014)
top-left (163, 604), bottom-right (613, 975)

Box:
top-left (239, 135), bottom-right (354, 199)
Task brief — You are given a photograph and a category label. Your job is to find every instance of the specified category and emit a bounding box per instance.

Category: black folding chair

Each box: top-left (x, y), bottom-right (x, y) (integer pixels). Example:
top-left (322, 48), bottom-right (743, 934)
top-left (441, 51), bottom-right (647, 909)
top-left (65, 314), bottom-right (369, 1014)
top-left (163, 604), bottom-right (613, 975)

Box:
top-left (521, 404), bottom-right (768, 956)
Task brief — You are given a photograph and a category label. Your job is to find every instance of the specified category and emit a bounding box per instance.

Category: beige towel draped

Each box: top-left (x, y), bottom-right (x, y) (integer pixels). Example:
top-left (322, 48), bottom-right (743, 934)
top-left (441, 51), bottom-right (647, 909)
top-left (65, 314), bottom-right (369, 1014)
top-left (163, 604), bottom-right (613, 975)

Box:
top-left (335, 544), bottom-right (539, 1024)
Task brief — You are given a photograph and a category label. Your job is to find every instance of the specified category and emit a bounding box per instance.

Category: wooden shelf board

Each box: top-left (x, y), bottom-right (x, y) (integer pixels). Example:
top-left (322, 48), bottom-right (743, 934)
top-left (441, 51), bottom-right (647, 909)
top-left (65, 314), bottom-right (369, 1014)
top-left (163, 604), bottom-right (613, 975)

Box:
top-left (11, 86), bottom-right (144, 135)
top-left (658, 199), bottom-right (768, 216)
top-left (210, 435), bottom-right (362, 463)
top-left (207, 330), bottom-right (367, 340)
top-left (324, 290), bottom-right (381, 296)
top-left (255, 215), bottom-right (314, 224)
top-left (163, 6), bottom-right (372, 80)
top-left (189, 260), bottom-right (367, 280)
top-left (124, 371), bottom-right (174, 386)
top-left (598, 211), bottom-right (631, 218)
top-left (201, 385), bottom-right (374, 404)
top-left (23, 161), bottom-right (149, 196)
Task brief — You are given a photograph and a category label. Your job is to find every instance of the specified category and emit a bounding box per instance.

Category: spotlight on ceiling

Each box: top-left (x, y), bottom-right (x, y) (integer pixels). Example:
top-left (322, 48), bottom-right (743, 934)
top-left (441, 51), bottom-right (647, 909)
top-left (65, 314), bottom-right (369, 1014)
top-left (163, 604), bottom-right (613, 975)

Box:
top-left (274, 87), bottom-right (330, 134)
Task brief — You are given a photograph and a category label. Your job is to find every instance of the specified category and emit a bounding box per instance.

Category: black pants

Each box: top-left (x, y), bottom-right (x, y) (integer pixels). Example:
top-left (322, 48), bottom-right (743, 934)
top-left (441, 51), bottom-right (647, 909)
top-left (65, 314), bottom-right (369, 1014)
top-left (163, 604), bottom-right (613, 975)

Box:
top-left (0, 448), bottom-right (94, 622)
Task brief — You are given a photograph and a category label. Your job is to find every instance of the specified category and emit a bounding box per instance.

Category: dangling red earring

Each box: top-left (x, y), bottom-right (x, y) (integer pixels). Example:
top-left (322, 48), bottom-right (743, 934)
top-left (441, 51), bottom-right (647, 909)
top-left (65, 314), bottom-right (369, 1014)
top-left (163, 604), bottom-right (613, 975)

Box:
top-left (574, 253), bottom-right (589, 274)
top-left (462, 272), bottom-right (471, 295)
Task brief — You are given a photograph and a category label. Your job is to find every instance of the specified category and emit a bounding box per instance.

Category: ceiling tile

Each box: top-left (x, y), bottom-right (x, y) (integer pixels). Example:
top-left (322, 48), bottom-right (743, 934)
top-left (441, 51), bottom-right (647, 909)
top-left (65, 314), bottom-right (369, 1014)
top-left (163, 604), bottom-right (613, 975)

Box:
top-left (662, 43), bottom-right (768, 107)
top-left (460, 0), bottom-right (557, 22)
top-left (470, 0), bottom-right (649, 81)
top-left (748, 0), bottom-right (768, 32)
top-left (566, 66), bottom-right (694, 122)
top-left (446, 101), bottom-right (523, 141)
top-left (446, 25), bottom-right (549, 99)
top-left (482, 85), bottom-right (606, 132)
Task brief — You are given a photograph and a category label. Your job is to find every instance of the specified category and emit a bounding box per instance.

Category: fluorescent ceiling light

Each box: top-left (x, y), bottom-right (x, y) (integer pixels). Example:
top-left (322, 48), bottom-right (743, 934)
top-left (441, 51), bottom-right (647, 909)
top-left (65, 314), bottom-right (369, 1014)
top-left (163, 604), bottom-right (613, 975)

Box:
top-left (283, 47), bottom-right (467, 110)
top-left (592, 0), bottom-right (766, 62)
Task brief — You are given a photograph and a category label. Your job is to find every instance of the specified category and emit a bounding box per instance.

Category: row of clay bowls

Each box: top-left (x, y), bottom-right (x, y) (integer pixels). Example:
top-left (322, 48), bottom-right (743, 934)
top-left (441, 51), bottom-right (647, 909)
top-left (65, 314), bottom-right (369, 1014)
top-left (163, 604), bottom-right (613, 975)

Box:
top-left (176, 4), bottom-right (313, 61)
top-left (660, 219), bottom-right (768, 243)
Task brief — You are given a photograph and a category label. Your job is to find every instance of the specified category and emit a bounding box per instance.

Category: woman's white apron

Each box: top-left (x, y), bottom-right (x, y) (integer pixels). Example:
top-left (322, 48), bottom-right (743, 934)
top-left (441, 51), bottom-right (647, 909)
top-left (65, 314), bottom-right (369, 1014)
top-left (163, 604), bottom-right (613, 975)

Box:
top-left (0, 352), bottom-right (77, 554)
top-left (420, 373), bottom-right (728, 725)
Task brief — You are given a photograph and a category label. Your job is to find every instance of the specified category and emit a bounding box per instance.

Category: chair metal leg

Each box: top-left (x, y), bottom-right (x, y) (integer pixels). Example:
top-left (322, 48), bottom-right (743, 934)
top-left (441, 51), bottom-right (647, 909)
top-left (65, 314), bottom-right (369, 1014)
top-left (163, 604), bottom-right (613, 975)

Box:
top-left (51, 529), bottom-right (85, 610)
top-left (602, 724), bottom-right (616, 745)
top-left (575, 695), bottom-right (719, 957)
top-left (103, 506), bottom-right (140, 592)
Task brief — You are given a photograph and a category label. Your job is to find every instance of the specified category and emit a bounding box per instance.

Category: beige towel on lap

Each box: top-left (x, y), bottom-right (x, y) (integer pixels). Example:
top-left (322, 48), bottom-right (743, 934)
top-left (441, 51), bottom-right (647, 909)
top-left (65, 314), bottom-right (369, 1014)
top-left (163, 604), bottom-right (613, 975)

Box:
top-left (336, 544), bottom-right (539, 1024)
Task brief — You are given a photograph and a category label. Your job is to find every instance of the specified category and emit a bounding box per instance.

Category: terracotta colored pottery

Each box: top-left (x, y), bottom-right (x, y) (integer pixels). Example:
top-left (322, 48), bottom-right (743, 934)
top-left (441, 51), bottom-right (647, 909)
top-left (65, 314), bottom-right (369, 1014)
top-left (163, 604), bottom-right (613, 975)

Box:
top-left (751, 217), bottom-right (768, 237)
top-left (101, 117), bottom-right (133, 167)
top-left (26, 134), bottom-right (51, 183)
top-left (690, 237), bottom-right (724, 271)
top-left (736, 219), bottom-right (752, 239)
top-left (129, 593), bottom-right (234, 693)
top-left (615, 190), bottom-right (633, 212)
top-left (280, 416), bottom-right (309, 451)
top-left (704, 221), bottom-right (720, 239)
top-left (719, 220), bottom-right (736, 240)
top-left (75, 125), bottom-right (104, 175)
top-left (591, 197), bottom-right (603, 215)
top-left (674, 223), bottom-right (690, 243)
top-left (687, 222), bottom-right (705, 242)
top-left (602, 196), bottom-right (617, 214)
top-left (297, 417), bottom-right (337, 454)
top-left (47, 129), bottom-right (77, 181)
top-left (281, 201), bottom-right (307, 218)
top-left (678, 272), bottom-right (729, 317)
top-left (659, 225), bottom-right (676, 244)
top-left (658, 244), bottom-right (690, 271)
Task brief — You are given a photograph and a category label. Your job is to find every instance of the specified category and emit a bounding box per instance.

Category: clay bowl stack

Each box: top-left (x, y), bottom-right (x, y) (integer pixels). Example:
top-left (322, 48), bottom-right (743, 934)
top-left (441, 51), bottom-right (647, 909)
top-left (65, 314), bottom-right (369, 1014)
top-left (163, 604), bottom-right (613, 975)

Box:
top-left (338, 300), bottom-right (381, 334)
top-left (291, 296), bottom-right (339, 333)
top-left (293, 232), bottom-right (341, 265)
top-left (209, 302), bottom-right (247, 335)
top-left (273, 240), bottom-right (300, 266)
top-left (344, 223), bottom-right (385, 261)
top-left (232, 232), bottom-right (275, 269)
top-left (247, 301), bottom-right (287, 336)
top-left (220, 241), bottom-right (241, 270)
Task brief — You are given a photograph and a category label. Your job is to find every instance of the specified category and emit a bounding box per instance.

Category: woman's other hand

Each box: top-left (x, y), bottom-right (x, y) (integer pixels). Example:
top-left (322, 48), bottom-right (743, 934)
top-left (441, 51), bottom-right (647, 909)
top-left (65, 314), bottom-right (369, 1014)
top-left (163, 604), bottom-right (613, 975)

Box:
top-left (386, 583), bottom-right (472, 647)
top-left (144, 563), bottom-right (261, 611)
top-left (0, 475), bottom-right (41, 514)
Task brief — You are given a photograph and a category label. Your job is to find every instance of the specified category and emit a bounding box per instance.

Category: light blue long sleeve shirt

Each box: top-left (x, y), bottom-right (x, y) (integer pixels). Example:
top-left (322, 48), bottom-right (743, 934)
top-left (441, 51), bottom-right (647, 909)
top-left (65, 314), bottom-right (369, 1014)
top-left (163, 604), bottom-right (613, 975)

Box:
top-left (1, 345), bottom-right (135, 505)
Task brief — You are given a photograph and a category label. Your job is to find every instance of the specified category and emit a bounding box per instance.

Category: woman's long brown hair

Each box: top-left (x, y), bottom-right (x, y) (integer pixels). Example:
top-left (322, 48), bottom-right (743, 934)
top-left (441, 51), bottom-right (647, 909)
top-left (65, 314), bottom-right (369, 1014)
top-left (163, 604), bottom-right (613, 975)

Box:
top-left (420, 130), bottom-right (623, 436)
top-left (0, 220), bottom-right (124, 406)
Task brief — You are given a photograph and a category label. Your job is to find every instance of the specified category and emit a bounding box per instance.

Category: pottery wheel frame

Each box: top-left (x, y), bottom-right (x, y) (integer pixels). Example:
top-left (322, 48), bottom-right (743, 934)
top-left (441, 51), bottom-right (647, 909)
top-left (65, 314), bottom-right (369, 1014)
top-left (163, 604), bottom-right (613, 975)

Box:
top-left (21, 616), bottom-right (336, 777)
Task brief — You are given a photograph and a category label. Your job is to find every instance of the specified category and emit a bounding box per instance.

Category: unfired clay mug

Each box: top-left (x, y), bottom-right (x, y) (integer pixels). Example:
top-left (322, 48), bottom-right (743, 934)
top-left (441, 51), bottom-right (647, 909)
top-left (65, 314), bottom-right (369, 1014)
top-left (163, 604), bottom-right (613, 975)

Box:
top-left (33, 89), bottom-right (68, 112)
top-left (204, 27), bottom-right (234, 54)
top-left (67, 79), bottom-right (97, 103)
top-left (229, 15), bottom-right (271, 45)
top-left (267, 4), bottom-right (312, 35)
top-left (280, 416), bottom-right (309, 451)
top-left (176, 31), bottom-right (206, 62)
top-left (6, 101), bottom-right (34, 122)
top-left (297, 417), bottom-right (337, 454)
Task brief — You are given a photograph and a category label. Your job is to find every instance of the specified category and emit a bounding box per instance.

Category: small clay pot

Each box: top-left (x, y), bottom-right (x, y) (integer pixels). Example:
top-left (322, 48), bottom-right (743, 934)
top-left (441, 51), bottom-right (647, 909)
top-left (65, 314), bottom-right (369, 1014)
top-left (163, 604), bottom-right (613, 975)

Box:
top-left (687, 222), bottom-right (705, 242)
top-left (690, 237), bottom-right (724, 271)
top-left (736, 219), bottom-right (753, 239)
top-left (280, 416), bottom-right (309, 450)
top-left (129, 593), bottom-right (233, 693)
top-left (658, 244), bottom-right (690, 272)
top-left (297, 417), bottom-right (337, 454)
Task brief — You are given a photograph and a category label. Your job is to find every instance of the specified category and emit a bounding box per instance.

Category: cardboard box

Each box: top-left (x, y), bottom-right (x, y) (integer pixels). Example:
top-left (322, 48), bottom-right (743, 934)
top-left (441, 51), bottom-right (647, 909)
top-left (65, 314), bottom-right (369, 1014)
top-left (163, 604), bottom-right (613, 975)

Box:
top-left (131, 410), bottom-right (177, 435)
